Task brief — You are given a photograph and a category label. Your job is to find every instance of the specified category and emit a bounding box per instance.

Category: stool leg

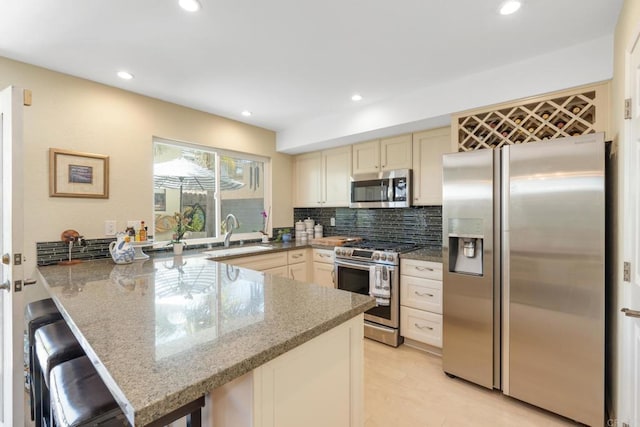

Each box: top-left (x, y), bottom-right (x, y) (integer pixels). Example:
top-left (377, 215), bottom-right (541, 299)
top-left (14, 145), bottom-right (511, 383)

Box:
top-left (29, 343), bottom-right (35, 421)
top-left (187, 409), bottom-right (201, 427)
top-left (33, 353), bottom-right (42, 427)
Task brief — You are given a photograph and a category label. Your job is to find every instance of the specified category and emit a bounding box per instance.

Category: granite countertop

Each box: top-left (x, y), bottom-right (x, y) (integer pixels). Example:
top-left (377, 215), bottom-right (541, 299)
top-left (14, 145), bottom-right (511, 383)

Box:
top-left (400, 247), bottom-right (443, 263)
top-left (37, 255), bottom-right (375, 426)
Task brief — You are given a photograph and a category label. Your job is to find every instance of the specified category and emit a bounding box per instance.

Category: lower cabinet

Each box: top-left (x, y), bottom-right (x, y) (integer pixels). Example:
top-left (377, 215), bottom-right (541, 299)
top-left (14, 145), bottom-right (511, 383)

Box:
top-left (287, 249), bottom-right (309, 282)
top-left (312, 248), bottom-right (335, 288)
top-left (263, 265), bottom-right (288, 277)
top-left (223, 248), bottom-right (311, 281)
top-left (400, 259), bottom-right (443, 351)
top-left (226, 252), bottom-right (288, 271)
top-left (209, 314), bottom-right (364, 427)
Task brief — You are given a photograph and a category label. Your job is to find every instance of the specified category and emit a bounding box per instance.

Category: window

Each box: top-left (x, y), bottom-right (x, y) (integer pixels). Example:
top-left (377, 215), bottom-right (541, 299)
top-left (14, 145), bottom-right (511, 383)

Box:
top-left (153, 138), bottom-right (270, 245)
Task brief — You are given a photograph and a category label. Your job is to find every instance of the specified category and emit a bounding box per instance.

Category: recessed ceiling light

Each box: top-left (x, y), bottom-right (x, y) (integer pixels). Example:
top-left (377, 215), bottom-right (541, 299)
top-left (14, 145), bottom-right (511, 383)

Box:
top-left (179, 0), bottom-right (201, 12)
top-left (117, 71), bottom-right (134, 80)
top-left (241, 110), bottom-right (252, 117)
top-left (499, 0), bottom-right (522, 15)
top-left (351, 94), bottom-right (363, 101)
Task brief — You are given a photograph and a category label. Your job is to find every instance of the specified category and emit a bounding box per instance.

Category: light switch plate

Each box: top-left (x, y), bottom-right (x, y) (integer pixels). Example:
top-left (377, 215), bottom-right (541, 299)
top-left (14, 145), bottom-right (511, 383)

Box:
top-left (330, 217), bottom-right (336, 227)
top-left (105, 220), bottom-right (117, 236)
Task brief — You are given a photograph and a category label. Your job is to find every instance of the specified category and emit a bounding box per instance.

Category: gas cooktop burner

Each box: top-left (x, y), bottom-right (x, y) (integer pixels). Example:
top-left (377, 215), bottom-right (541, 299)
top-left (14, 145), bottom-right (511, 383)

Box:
top-left (342, 240), bottom-right (421, 253)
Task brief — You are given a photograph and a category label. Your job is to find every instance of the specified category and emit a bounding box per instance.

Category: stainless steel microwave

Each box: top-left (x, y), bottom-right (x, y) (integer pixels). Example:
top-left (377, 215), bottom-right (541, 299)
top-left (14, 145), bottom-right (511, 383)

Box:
top-left (349, 169), bottom-right (411, 208)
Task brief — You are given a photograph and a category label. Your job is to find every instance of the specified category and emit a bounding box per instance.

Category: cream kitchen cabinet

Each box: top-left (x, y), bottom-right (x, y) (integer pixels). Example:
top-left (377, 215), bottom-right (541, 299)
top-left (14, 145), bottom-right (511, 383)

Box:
top-left (210, 314), bottom-right (364, 427)
top-left (294, 146), bottom-right (351, 207)
top-left (400, 259), bottom-right (443, 352)
top-left (287, 248), bottom-right (310, 282)
top-left (224, 249), bottom-right (310, 281)
top-left (312, 248), bottom-right (335, 288)
top-left (412, 127), bottom-right (452, 205)
top-left (225, 251), bottom-right (289, 279)
top-left (352, 134), bottom-right (412, 175)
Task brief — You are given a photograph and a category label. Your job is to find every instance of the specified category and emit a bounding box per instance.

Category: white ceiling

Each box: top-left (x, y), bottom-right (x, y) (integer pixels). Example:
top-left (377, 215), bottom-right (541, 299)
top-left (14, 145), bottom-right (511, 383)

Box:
top-left (0, 0), bottom-right (623, 152)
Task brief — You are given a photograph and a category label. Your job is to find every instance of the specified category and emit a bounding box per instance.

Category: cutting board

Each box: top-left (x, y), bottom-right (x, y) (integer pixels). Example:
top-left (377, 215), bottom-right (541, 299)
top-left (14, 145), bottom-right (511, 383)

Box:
top-left (310, 236), bottom-right (362, 246)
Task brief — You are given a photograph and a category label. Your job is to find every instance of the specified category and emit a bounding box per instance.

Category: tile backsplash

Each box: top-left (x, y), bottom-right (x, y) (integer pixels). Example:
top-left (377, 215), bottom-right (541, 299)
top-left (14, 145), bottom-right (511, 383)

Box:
top-left (37, 206), bottom-right (442, 264)
top-left (294, 206), bottom-right (442, 249)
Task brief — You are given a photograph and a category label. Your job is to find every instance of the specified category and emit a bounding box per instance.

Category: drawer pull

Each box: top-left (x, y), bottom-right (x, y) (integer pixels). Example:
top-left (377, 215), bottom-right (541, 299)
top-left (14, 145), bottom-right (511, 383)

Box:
top-left (415, 266), bottom-right (434, 272)
top-left (414, 291), bottom-right (434, 297)
top-left (319, 254), bottom-right (331, 258)
top-left (292, 254), bottom-right (302, 259)
top-left (414, 323), bottom-right (433, 331)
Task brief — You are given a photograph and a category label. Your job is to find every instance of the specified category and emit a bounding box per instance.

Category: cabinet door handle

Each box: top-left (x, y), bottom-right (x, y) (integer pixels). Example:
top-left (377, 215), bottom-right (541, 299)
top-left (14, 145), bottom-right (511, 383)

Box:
top-left (415, 266), bottom-right (434, 272)
top-left (622, 307), bottom-right (640, 318)
top-left (291, 270), bottom-right (295, 280)
top-left (414, 323), bottom-right (433, 331)
top-left (414, 291), bottom-right (434, 297)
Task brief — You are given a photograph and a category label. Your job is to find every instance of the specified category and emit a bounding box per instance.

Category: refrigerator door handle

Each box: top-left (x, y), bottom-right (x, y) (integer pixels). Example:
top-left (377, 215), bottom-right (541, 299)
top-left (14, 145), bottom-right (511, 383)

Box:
top-left (501, 146), bottom-right (511, 395)
top-left (621, 307), bottom-right (640, 318)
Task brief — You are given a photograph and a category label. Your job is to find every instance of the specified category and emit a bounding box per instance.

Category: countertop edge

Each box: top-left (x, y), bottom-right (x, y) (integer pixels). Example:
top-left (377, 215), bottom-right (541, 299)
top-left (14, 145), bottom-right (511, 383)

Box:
top-left (137, 303), bottom-right (374, 425)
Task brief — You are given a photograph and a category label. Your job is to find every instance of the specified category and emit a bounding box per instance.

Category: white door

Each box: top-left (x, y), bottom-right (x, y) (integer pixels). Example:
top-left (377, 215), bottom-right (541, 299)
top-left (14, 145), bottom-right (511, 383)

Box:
top-left (0, 86), bottom-right (25, 427)
top-left (623, 35), bottom-right (640, 427)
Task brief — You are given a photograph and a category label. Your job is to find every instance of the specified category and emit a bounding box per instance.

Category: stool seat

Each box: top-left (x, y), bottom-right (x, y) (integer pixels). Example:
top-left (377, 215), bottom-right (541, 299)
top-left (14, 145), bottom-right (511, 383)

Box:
top-left (26, 298), bottom-right (63, 342)
top-left (34, 320), bottom-right (83, 388)
top-left (50, 356), bottom-right (125, 427)
top-left (26, 298), bottom-right (63, 421)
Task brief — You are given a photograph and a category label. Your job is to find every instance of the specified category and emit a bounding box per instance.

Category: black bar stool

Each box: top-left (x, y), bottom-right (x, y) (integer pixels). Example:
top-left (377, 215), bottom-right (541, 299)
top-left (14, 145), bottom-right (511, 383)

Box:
top-left (49, 356), bottom-right (127, 427)
top-left (50, 356), bottom-right (205, 427)
top-left (25, 298), bottom-right (63, 420)
top-left (34, 320), bottom-right (84, 427)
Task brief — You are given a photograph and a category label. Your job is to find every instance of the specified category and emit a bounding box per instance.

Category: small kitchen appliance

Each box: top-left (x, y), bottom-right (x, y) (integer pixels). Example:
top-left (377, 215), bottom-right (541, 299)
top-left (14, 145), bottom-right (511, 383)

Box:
top-left (334, 240), bottom-right (420, 347)
top-left (349, 169), bottom-right (411, 208)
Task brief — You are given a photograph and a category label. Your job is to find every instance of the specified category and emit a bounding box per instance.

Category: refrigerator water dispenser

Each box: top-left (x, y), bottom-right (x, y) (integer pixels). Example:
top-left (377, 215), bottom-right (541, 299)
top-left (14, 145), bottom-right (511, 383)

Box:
top-left (448, 236), bottom-right (483, 276)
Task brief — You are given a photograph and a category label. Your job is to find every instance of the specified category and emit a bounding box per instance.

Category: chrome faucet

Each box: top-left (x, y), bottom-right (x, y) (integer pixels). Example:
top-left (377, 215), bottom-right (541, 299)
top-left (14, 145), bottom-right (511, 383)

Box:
top-left (223, 213), bottom-right (239, 247)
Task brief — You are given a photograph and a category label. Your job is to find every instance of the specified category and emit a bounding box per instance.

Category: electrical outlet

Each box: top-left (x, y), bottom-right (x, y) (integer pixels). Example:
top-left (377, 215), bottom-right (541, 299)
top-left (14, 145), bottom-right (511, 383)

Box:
top-left (127, 220), bottom-right (140, 229)
top-left (105, 220), bottom-right (117, 236)
top-left (330, 217), bottom-right (336, 227)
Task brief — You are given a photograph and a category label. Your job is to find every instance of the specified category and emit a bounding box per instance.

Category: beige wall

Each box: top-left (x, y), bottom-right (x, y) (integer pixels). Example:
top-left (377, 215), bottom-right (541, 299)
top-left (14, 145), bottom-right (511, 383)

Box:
top-left (0, 56), bottom-right (293, 279)
top-left (611, 0), bottom-right (640, 421)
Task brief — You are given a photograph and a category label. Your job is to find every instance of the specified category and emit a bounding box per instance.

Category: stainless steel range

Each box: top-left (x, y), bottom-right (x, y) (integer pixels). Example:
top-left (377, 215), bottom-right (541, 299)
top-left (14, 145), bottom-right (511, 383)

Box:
top-left (334, 241), bottom-right (419, 347)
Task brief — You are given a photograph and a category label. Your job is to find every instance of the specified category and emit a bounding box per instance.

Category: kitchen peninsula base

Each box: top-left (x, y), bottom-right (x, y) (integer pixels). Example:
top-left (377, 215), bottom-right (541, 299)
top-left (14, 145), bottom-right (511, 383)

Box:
top-left (209, 314), bottom-right (363, 427)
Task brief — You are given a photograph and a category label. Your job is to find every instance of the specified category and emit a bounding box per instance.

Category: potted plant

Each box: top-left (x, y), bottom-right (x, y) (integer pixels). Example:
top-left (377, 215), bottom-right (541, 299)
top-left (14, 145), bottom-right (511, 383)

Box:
top-left (259, 207), bottom-right (271, 243)
top-left (168, 212), bottom-right (194, 255)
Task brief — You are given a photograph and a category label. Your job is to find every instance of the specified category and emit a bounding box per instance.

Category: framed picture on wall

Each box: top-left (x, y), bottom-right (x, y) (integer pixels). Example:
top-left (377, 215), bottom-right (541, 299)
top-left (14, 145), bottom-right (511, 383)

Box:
top-left (49, 148), bottom-right (109, 198)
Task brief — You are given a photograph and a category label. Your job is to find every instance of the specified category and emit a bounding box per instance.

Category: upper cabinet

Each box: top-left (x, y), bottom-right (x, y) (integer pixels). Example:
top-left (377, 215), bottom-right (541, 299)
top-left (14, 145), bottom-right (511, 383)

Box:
top-left (294, 146), bottom-right (351, 207)
top-left (412, 127), bottom-right (452, 206)
top-left (352, 134), bottom-right (412, 174)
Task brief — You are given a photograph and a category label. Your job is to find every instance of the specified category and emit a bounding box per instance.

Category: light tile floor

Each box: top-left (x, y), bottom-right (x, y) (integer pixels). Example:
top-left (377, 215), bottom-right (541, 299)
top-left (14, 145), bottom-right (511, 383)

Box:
top-left (26, 339), bottom-right (578, 427)
top-left (364, 339), bottom-right (577, 427)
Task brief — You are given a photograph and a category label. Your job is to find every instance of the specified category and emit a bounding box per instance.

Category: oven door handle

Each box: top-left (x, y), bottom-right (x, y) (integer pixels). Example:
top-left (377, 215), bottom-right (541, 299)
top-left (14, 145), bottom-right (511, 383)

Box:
top-left (335, 259), bottom-right (395, 272)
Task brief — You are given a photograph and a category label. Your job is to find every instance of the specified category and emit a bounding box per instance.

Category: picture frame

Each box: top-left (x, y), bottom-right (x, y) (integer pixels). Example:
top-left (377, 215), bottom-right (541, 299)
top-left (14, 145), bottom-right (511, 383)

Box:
top-left (49, 148), bottom-right (109, 198)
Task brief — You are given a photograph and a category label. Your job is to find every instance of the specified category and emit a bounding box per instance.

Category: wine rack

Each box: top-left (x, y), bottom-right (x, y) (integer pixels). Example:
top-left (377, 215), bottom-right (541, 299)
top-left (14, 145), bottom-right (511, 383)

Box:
top-left (452, 82), bottom-right (609, 151)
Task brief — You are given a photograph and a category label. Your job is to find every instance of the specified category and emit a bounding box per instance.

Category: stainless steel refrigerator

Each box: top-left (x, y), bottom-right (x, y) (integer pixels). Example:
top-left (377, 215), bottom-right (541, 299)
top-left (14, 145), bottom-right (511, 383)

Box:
top-left (442, 133), bottom-right (605, 426)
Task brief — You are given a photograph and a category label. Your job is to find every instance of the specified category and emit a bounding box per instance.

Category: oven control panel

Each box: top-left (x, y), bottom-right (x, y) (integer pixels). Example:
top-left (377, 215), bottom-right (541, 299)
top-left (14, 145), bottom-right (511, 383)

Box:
top-left (334, 247), bottom-right (398, 265)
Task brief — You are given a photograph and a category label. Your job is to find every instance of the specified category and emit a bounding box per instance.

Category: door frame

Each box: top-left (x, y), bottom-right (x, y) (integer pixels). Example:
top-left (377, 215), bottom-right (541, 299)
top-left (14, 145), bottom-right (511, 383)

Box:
top-left (619, 25), bottom-right (640, 427)
top-left (0, 85), bottom-right (25, 427)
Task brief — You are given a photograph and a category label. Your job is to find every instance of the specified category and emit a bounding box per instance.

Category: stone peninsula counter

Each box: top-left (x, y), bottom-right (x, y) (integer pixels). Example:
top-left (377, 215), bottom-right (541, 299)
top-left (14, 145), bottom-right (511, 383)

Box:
top-left (37, 255), bottom-right (375, 426)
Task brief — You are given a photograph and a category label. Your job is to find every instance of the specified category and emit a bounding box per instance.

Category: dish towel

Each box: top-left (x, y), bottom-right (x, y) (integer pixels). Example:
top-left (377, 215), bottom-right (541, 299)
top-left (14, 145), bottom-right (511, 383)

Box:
top-left (370, 265), bottom-right (391, 306)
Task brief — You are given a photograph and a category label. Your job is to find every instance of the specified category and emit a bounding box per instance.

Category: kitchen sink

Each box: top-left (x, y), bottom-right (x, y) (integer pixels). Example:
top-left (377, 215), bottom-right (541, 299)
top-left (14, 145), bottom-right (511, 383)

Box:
top-left (204, 245), bottom-right (274, 258)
